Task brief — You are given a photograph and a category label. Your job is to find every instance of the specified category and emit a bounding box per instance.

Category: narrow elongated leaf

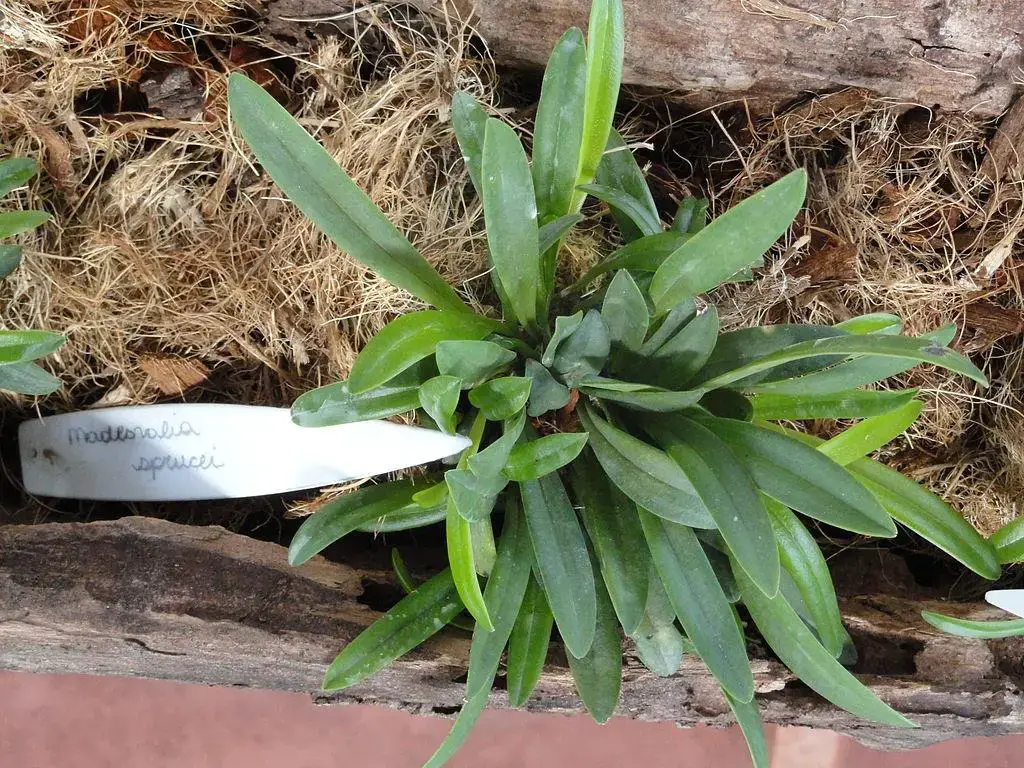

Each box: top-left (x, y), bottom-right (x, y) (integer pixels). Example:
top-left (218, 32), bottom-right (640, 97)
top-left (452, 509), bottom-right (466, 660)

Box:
top-left (921, 611), bottom-right (1024, 639)
top-left (468, 409), bottom-right (527, 478)
top-left (292, 379), bottom-right (420, 426)
top-left (504, 433), bottom-right (589, 481)
top-left (469, 376), bottom-right (532, 421)
top-left (470, 519), bottom-right (497, 577)
top-left (482, 118), bottom-right (540, 327)
top-left (0, 329), bottom-right (65, 365)
top-left (413, 480), bottom-right (448, 508)
top-left (578, 183), bottom-right (660, 236)
top-left (991, 516), bottom-right (1024, 564)
top-left (419, 375), bottom-right (461, 434)
top-left (650, 169), bottom-right (807, 312)
top-left (538, 213), bottom-right (584, 255)
top-left (571, 0), bottom-right (624, 210)
top-left (696, 324), bottom-right (844, 386)
top-left (593, 129), bottom-right (660, 242)
top-left (0, 244), bottom-right (22, 279)
top-left (570, 455), bottom-right (649, 634)
top-left (348, 310), bottom-right (497, 394)
top-left (697, 417), bottom-right (897, 538)
top-left (648, 416), bottom-right (780, 596)
top-left (0, 360), bottom-right (61, 395)
top-left (355, 503), bottom-right (446, 534)
top-left (645, 304), bottom-right (718, 388)
top-left (578, 405), bottom-right (714, 527)
top-left (835, 313), bottom-right (902, 335)
top-left (818, 399), bottom-right (922, 465)
top-left (749, 388), bottom-right (919, 422)
top-left (533, 28), bottom-right (586, 224)
top-left (630, 571), bottom-right (685, 676)
top-left (639, 300), bottom-right (697, 355)
top-left (735, 565), bottom-right (914, 727)
top-left (602, 270), bottom-right (649, 352)
top-left (551, 309), bottom-right (610, 386)
top-left (0, 210), bottom-right (50, 239)
top-left (445, 468), bottom-right (506, 522)
top-left (568, 231), bottom-right (688, 293)
top-left (524, 359), bottom-right (571, 416)
top-left (447, 494), bottom-right (493, 631)
top-left (507, 575), bottom-right (554, 707)
top-left (671, 197), bottom-right (708, 234)
top-left (579, 377), bottom-right (704, 412)
top-left (0, 157), bottom-right (37, 199)
top-left (639, 509), bottom-right (754, 702)
top-left (725, 692), bottom-right (770, 768)
top-left (423, 688), bottom-right (489, 768)
top-left (519, 469), bottom-right (597, 658)
top-left (323, 569), bottom-right (463, 690)
top-left (290, 480), bottom-right (434, 565)
top-left (390, 548), bottom-right (418, 594)
top-left (542, 311), bottom-right (584, 366)
top-left (451, 91), bottom-right (488, 195)
top-left (566, 555), bottom-right (622, 723)
top-left (763, 496), bottom-right (845, 658)
top-left (436, 340), bottom-right (515, 388)
top-left (228, 74), bottom-right (467, 314)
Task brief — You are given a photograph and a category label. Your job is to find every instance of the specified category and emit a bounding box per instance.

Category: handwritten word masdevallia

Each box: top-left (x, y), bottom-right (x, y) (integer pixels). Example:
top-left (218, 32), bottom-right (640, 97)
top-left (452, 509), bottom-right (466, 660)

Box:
top-left (132, 453), bottom-right (225, 480)
top-left (67, 421), bottom-right (200, 446)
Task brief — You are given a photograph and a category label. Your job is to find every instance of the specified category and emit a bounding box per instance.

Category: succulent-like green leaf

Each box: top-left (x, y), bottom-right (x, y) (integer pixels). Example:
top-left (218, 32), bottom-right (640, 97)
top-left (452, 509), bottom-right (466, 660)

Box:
top-left (506, 575), bottom-right (554, 707)
top-left (348, 310), bottom-right (497, 394)
top-left (639, 508), bottom-right (755, 702)
top-left (602, 270), bottom-right (649, 353)
top-left (468, 409), bottom-right (527, 478)
top-left (482, 118), bottom-right (541, 328)
top-left (0, 329), bottom-right (65, 365)
top-left (355, 504), bottom-right (446, 534)
top-left (579, 405), bottom-right (714, 528)
top-left (538, 213), bottom-right (585, 255)
top-left (578, 377), bottom-right (704, 412)
top-left (749, 388), bottom-right (919, 422)
top-left (0, 210), bottom-right (50, 239)
top-left (566, 554), bottom-right (622, 723)
top-left (570, 455), bottom-right (650, 634)
top-left (445, 468), bottom-right (506, 522)
top-left (412, 480), bottom-right (448, 508)
top-left (578, 183), bottom-right (660, 237)
top-left (419, 375), bottom-right (462, 434)
top-left (920, 611), bottom-right (1024, 639)
top-left (291, 378), bottom-right (421, 427)
top-left (568, 231), bottom-right (688, 293)
top-left (735, 565), bottom-right (914, 727)
top-left (696, 324), bottom-right (844, 386)
top-left (524, 359), bottom-right (571, 417)
top-left (725, 691), bottom-right (770, 768)
top-left (551, 309), bottom-right (610, 386)
top-left (629, 571), bottom-right (685, 676)
top-left (504, 432), bottom-right (589, 481)
top-left (447, 493), bottom-right (494, 631)
top-left (451, 91), bottom-right (488, 195)
top-left (542, 311), bottom-right (585, 366)
top-left (435, 340), bottom-right (515, 388)
top-left (593, 129), bottom-right (660, 242)
top-left (0, 157), bottom-right (38, 199)
top-left (639, 300), bottom-right (697, 356)
top-left (650, 169), bottom-right (807, 312)
top-left (0, 360), bottom-right (61, 395)
top-left (991, 516), bottom-right (1024, 564)
top-left (468, 376), bottom-right (532, 421)
top-left (0, 244), bottom-right (22, 279)
top-left (835, 313), bottom-right (902, 335)
top-left (644, 304), bottom-right (718, 388)
top-left (391, 548), bottom-right (418, 594)
top-left (322, 568), bottom-right (463, 691)
top-left (228, 74), bottom-right (468, 314)
top-left (671, 197), bottom-right (708, 234)
top-left (519, 469), bottom-right (597, 658)
top-left (817, 398), bottom-right (922, 465)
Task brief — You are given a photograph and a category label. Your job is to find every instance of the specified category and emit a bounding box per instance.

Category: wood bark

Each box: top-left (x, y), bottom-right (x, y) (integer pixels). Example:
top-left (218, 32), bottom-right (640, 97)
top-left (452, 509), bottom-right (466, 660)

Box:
top-left (2, 516), bottom-right (1023, 749)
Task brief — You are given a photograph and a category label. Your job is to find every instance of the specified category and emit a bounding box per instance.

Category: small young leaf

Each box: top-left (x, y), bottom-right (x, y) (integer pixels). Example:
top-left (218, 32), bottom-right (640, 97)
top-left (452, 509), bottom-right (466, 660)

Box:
top-left (835, 313), bottom-right (902, 335)
top-left (322, 568), bottom-right (463, 691)
top-left (469, 409), bottom-right (527, 478)
top-left (551, 309), bottom-right (611, 386)
top-left (602, 270), bottom-right (649, 352)
top-left (578, 405), bottom-right (714, 528)
top-left (735, 565), bottom-right (914, 727)
top-left (503, 432), bottom-right (589, 481)
top-left (817, 398), bottom-right (923, 465)
top-left (391, 548), bottom-right (418, 594)
top-left (519, 469), bottom-right (597, 659)
top-left (639, 508), bottom-right (755, 702)
top-left (639, 300), bottom-right (697, 355)
top-left (436, 340), bottom-right (515, 388)
top-left (506, 575), bottom-right (554, 707)
top-left (447, 494), bottom-right (494, 631)
top-left (468, 376), bottom-right (532, 421)
top-left (228, 74), bottom-right (468, 314)
top-left (0, 329), bottom-right (66, 365)
top-left (451, 91), bottom-right (488, 195)
top-left (578, 183), bottom-right (661, 237)
top-left (0, 210), bottom-right (50, 239)
top-left (991, 516), bottom-right (1024, 564)
top-left (348, 310), bottom-right (498, 394)
top-left (568, 231), bottom-right (688, 292)
top-left (445, 468), bottom-right (506, 522)
top-left (291, 378), bottom-right (422, 427)
top-left (542, 311), bottom-right (585, 366)
top-left (0, 360), bottom-right (61, 396)
top-left (419, 375), bottom-right (462, 434)
top-left (671, 197), bottom-right (708, 234)
top-left (0, 157), bottom-right (38, 199)
top-left (629, 571), bottom-right (685, 676)
top-left (749, 388), bottom-right (919, 422)
top-left (0, 244), bottom-right (22, 279)
top-left (524, 359), bottom-right (571, 417)
top-left (538, 213), bottom-right (584, 255)
top-left (920, 611), bottom-right (1024, 639)
top-left (645, 304), bottom-right (719, 388)
top-left (725, 691), bottom-right (770, 768)
top-left (566, 555), bottom-right (622, 723)
top-left (650, 169), bottom-right (807, 312)
top-left (592, 129), bottom-right (660, 242)
top-left (578, 378), bottom-right (704, 412)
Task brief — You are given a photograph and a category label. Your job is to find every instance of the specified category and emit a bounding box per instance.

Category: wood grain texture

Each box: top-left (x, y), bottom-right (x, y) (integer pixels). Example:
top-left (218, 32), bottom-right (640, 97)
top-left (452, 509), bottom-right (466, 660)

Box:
top-left (1, 517), bottom-right (1023, 749)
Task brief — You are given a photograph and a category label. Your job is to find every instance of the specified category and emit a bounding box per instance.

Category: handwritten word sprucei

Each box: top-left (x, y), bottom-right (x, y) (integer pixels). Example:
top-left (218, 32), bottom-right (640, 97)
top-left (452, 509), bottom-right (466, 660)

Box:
top-left (132, 453), bottom-right (225, 480)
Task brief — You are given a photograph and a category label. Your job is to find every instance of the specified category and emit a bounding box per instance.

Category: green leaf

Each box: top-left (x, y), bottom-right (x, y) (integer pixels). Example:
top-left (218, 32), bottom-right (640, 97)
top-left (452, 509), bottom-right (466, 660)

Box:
top-left (725, 692), bottom-right (770, 768)
top-left (519, 468), bottom-right (597, 658)
top-left (571, 0), bottom-right (624, 210)
top-left (593, 129), bottom-right (660, 242)
top-left (568, 231), bottom-right (688, 293)
top-left (0, 157), bottom-right (38, 199)
top-left (525, 359), bottom-right (571, 417)
top-left (289, 480), bottom-right (433, 565)
top-left (578, 405), bottom-right (713, 528)
top-left (349, 310), bottom-right (498, 394)
top-left (578, 377), bottom-right (705, 412)
top-left (482, 118), bottom-right (541, 327)
top-left (445, 468), bottom-right (506, 522)
top-left (446, 494), bottom-right (493, 631)
top-left (356, 504), bottom-right (446, 534)
top-left (533, 28), bottom-right (586, 225)
top-left (650, 169), bottom-right (807, 312)
top-left (506, 575), bottom-right (554, 707)
top-left (697, 417), bottom-right (897, 538)
top-left (469, 376), bottom-right (532, 421)
top-left (749, 388), bottom-right (919, 422)
top-left (469, 409), bottom-right (527, 478)
top-left (551, 309), bottom-right (610, 386)
top-left (542, 311), bottom-right (585, 366)
top-left (645, 304), bottom-right (718, 388)
top-left (451, 91), bottom-right (488, 195)
top-left (419, 375), bottom-right (461, 434)
top-left (538, 213), bottom-right (584, 255)
top-left (639, 300), bottom-right (697, 355)
top-left (639, 509), bottom-right (754, 702)
top-left (699, 389), bottom-right (753, 421)
top-left (570, 455), bottom-right (650, 635)
top-left (422, 688), bottom-right (489, 768)
top-left (470, 519), bottom-right (497, 577)
top-left (920, 611), bottom-right (1024, 639)
top-left (835, 313), bottom-right (902, 335)
top-left (629, 571), bottom-right (685, 676)
top-left (291, 377), bottom-right (422, 427)
top-left (734, 565), bottom-right (914, 727)
top-left (0, 244), bottom-right (22, 279)
top-left (391, 548), bottom-right (418, 594)
top-left (602, 270), bottom-right (649, 352)
top-left (578, 183), bottom-right (661, 237)
top-left (0, 210), bottom-right (50, 239)
top-left (817, 398), bottom-right (922, 465)
top-left (504, 433), bottom-right (589, 481)
top-left (671, 197), bottom-right (708, 234)
top-left (436, 340), bottom-right (515, 388)
top-left (566, 554), bottom-right (622, 723)
top-left (647, 416), bottom-right (780, 597)
top-left (413, 480), bottom-right (448, 508)
top-left (763, 496), bottom-right (846, 658)
top-left (322, 568), bottom-right (463, 691)
top-left (697, 325), bottom-right (844, 386)
top-left (0, 329), bottom-right (65, 365)
top-left (991, 516), bottom-right (1024, 564)
top-left (0, 360), bottom-right (61, 395)
top-left (228, 74), bottom-right (468, 314)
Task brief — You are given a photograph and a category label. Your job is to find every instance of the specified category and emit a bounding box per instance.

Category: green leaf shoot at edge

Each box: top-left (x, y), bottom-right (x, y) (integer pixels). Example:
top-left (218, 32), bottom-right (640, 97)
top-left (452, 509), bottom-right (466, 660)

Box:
top-left (566, 553), bottom-right (622, 723)
top-left (991, 515), bottom-right (1024, 564)
top-left (920, 611), bottom-right (1024, 639)
top-left (503, 432), bottom-right (589, 481)
top-left (506, 575), bottom-right (554, 707)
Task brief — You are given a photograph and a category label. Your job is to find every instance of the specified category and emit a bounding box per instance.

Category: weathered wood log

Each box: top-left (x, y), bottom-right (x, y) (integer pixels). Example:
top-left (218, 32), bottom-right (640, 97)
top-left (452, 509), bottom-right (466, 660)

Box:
top-left (1, 516), bottom-right (1022, 749)
top-left (265, 0), bottom-right (1022, 115)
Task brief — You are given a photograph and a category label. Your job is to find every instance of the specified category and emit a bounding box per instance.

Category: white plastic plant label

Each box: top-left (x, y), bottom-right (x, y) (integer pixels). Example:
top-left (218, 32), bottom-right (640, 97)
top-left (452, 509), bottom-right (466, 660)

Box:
top-left (18, 404), bottom-right (469, 502)
top-left (984, 590), bottom-right (1024, 620)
